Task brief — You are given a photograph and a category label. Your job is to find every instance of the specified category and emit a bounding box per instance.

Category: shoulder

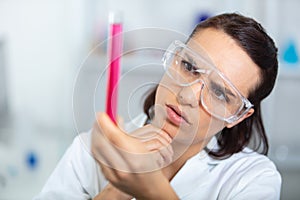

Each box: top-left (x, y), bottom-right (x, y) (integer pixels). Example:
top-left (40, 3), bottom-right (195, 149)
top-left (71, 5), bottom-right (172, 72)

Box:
top-left (34, 131), bottom-right (108, 199)
top-left (170, 148), bottom-right (281, 199)
top-left (206, 138), bottom-right (280, 180)
top-left (226, 148), bottom-right (280, 175)
top-left (65, 131), bottom-right (96, 169)
top-left (70, 131), bottom-right (108, 190)
top-left (205, 147), bottom-right (281, 184)
top-left (72, 131), bottom-right (92, 153)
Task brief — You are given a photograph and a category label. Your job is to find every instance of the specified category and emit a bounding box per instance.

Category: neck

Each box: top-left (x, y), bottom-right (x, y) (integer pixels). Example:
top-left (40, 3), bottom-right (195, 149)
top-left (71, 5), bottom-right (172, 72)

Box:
top-left (162, 138), bottom-right (211, 181)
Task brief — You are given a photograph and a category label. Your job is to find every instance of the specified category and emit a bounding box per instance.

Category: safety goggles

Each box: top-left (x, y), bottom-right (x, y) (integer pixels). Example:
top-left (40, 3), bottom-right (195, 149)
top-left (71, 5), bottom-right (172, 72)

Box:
top-left (162, 40), bottom-right (253, 123)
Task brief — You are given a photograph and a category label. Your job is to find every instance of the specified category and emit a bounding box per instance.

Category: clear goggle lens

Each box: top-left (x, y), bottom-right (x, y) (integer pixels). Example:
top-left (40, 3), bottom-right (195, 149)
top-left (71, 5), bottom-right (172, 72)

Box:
top-left (163, 40), bottom-right (253, 123)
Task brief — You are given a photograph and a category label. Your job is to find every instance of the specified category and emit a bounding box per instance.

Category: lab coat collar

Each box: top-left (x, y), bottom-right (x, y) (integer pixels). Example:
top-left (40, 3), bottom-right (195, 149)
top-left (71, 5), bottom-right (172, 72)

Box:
top-left (170, 137), bottom-right (224, 198)
top-left (170, 151), bottom-right (211, 198)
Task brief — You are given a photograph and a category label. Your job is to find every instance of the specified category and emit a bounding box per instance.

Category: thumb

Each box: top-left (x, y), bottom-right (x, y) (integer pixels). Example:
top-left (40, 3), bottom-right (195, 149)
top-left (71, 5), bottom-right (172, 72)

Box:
top-left (96, 112), bottom-right (126, 143)
top-left (97, 112), bottom-right (118, 130)
top-left (117, 115), bottom-right (125, 131)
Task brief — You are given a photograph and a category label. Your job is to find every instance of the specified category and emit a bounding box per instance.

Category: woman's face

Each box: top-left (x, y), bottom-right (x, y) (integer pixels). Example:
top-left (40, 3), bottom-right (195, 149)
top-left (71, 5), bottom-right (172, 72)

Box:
top-left (152, 28), bottom-right (260, 147)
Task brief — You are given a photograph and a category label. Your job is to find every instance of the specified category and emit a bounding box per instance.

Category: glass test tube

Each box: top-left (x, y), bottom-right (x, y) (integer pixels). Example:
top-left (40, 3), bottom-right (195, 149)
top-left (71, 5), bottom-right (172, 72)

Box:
top-left (105, 11), bottom-right (123, 124)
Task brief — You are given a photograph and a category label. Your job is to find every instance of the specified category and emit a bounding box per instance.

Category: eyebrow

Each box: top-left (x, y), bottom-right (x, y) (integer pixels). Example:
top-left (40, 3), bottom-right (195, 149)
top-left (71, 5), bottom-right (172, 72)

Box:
top-left (182, 52), bottom-right (197, 65)
top-left (183, 50), bottom-right (213, 71)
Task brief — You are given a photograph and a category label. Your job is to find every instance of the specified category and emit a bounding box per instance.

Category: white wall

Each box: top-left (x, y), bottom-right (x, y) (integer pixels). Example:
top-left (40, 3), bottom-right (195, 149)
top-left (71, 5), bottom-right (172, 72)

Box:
top-left (0, 39), bottom-right (8, 115)
top-left (0, 0), bottom-right (88, 130)
top-left (0, 0), bottom-right (89, 199)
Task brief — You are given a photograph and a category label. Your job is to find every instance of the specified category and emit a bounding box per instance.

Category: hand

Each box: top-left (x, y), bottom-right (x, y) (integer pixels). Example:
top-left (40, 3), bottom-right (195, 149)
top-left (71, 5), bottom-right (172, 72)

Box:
top-left (92, 112), bottom-right (173, 172)
top-left (91, 112), bottom-right (178, 199)
top-left (93, 183), bottom-right (132, 200)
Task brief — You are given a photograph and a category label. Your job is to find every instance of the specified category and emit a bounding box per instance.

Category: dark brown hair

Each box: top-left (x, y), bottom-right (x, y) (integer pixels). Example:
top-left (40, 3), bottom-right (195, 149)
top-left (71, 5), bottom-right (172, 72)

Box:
top-left (143, 13), bottom-right (278, 159)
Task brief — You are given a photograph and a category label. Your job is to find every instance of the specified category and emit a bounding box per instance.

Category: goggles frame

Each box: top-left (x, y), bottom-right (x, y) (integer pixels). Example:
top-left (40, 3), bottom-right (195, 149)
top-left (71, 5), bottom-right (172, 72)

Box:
top-left (162, 40), bottom-right (254, 123)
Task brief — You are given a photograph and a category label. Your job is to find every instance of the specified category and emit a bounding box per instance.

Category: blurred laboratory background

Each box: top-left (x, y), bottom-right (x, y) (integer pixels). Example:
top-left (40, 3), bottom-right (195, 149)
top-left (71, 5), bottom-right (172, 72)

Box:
top-left (0, 0), bottom-right (299, 199)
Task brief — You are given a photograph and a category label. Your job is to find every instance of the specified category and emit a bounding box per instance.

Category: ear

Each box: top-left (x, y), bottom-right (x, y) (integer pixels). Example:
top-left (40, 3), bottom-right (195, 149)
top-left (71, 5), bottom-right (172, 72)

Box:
top-left (226, 108), bottom-right (254, 129)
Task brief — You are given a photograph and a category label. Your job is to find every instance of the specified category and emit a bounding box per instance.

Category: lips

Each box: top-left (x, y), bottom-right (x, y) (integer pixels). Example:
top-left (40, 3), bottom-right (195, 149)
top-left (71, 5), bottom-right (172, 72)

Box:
top-left (166, 104), bottom-right (190, 126)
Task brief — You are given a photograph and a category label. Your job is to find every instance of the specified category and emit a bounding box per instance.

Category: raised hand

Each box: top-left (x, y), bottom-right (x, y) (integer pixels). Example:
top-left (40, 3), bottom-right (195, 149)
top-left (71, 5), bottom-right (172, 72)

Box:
top-left (91, 112), bottom-right (178, 199)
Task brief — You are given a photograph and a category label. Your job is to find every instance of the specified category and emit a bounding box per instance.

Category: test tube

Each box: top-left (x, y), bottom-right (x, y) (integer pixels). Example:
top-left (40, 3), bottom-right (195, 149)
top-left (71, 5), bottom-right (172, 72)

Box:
top-left (105, 11), bottom-right (123, 124)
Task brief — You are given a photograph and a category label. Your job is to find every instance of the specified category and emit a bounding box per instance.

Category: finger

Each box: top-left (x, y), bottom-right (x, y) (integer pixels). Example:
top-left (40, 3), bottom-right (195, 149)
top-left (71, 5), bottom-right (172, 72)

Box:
top-left (142, 129), bottom-right (172, 151)
top-left (132, 124), bottom-right (172, 144)
top-left (147, 146), bottom-right (173, 168)
top-left (117, 115), bottom-right (125, 131)
top-left (94, 112), bottom-right (165, 172)
top-left (96, 113), bottom-right (148, 152)
top-left (93, 114), bottom-right (156, 172)
top-left (96, 112), bottom-right (129, 147)
top-left (96, 112), bottom-right (121, 138)
top-left (91, 127), bottom-right (128, 170)
top-left (143, 138), bottom-right (164, 150)
top-left (157, 145), bottom-right (174, 167)
top-left (91, 119), bottom-right (134, 172)
top-left (136, 126), bottom-right (173, 167)
top-left (146, 141), bottom-right (173, 166)
top-left (157, 129), bottom-right (172, 144)
top-left (142, 137), bottom-right (174, 168)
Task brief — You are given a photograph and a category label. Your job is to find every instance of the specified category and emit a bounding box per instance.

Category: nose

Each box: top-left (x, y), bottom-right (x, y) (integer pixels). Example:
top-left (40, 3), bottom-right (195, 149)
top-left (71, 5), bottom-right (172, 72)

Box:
top-left (177, 81), bottom-right (204, 107)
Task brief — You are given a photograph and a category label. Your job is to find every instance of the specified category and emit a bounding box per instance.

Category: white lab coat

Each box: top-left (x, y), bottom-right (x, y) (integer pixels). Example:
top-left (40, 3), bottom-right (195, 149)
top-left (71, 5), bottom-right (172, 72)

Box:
top-left (34, 114), bottom-right (281, 200)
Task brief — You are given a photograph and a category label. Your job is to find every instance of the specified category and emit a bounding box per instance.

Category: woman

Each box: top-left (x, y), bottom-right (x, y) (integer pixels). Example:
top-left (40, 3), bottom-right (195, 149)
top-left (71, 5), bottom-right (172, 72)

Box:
top-left (35, 13), bottom-right (281, 200)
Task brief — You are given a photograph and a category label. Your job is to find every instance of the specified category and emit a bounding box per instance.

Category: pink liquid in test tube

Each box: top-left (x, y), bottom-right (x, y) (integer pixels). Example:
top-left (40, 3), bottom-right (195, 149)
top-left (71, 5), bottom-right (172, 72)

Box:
top-left (106, 12), bottom-right (123, 124)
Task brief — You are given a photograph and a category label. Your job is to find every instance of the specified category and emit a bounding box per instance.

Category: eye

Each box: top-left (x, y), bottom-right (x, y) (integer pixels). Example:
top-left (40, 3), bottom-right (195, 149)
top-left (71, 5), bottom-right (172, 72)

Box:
top-left (211, 87), bottom-right (229, 102)
top-left (181, 60), bottom-right (200, 76)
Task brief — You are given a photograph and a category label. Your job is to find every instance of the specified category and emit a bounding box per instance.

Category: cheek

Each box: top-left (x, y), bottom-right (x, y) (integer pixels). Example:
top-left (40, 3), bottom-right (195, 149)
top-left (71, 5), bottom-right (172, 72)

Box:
top-left (155, 75), bottom-right (180, 104)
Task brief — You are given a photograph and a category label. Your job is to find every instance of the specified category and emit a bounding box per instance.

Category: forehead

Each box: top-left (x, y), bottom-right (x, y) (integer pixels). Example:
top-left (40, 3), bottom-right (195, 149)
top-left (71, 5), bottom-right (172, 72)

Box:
top-left (189, 28), bottom-right (260, 97)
